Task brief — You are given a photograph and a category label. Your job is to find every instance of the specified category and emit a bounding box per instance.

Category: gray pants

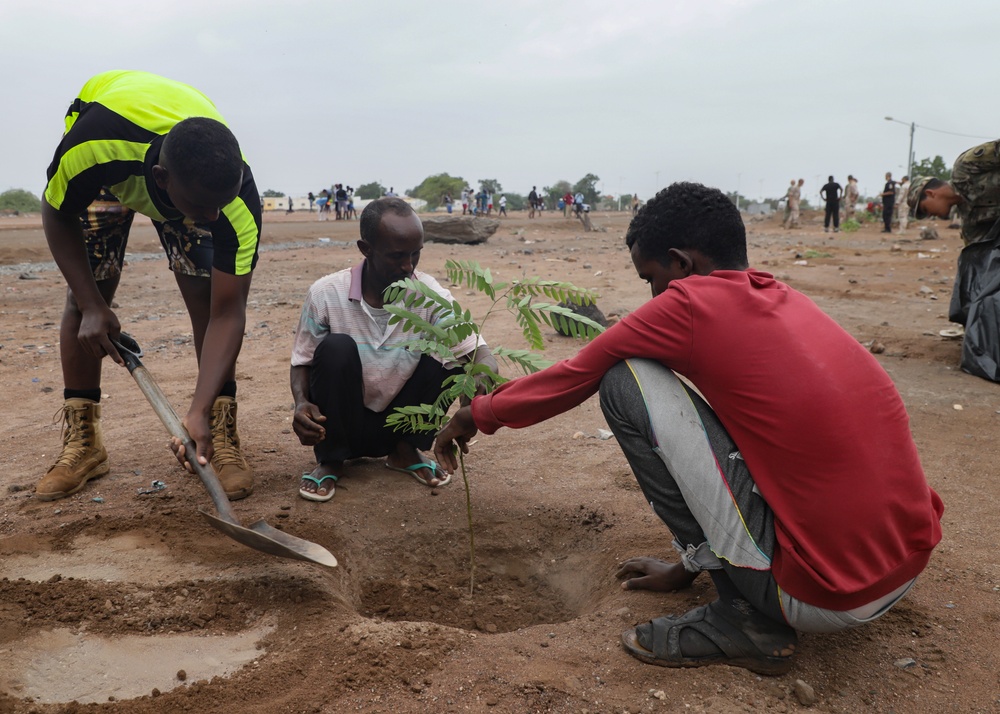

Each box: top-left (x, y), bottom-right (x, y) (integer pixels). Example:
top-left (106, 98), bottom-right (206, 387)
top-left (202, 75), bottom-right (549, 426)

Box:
top-left (599, 359), bottom-right (912, 633)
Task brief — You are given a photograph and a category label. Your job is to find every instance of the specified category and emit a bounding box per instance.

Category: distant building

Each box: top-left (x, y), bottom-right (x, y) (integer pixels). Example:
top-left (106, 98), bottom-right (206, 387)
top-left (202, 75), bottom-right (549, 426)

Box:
top-left (261, 196), bottom-right (310, 212)
top-left (260, 196), bottom-right (427, 212)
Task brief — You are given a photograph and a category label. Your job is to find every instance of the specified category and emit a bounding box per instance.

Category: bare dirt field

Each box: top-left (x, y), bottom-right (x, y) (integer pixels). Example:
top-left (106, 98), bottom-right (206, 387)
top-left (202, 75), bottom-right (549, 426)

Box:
top-left (0, 207), bottom-right (997, 713)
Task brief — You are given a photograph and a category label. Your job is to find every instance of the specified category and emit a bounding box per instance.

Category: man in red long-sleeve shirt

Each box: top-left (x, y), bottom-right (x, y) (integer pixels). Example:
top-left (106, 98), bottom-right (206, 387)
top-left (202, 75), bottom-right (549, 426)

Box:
top-left (435, 182), bottom-right (943, 675)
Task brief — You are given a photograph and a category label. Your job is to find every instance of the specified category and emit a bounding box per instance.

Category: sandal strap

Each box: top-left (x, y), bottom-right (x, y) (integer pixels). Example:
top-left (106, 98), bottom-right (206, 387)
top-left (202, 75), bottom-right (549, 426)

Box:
top-left (646, 601), bottom-right (792, 662)
top-left (403, 461), bottom-right (438, 474)
top-left (301, 473), bottom-right (338, 486)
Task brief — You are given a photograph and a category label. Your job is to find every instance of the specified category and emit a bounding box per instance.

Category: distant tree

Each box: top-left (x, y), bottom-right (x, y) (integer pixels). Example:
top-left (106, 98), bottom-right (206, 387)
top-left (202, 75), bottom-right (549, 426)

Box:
top-left (619, 193), bottom-right (633, 211)
top-left (356, 181), bottom-right (386, 200)
top-left (572, 173), bottom-right (601, 206)
top-left (261, 189), bottom-right (284, 198)
top-left (910, 155), bottom-right (951, 182)
top-left (503, 193), bottom-right (526, 211)
top-left (597, 194), bottom-right (618, 210)
top-left (406, 173), bottom-right (467, 210)
top-left (0, 188), bottom-right (42, 213)
top-left (725, 191), bottom-right (747, 209)
top-left (478, 178), bottom-right (503, 196)
top-left (542, 180), bottom-right (572, 209)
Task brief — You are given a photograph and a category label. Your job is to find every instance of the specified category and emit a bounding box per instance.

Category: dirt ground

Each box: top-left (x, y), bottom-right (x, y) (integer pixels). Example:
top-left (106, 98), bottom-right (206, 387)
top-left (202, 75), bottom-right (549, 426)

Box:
top-left (0, 206), bottom-right (997, 714)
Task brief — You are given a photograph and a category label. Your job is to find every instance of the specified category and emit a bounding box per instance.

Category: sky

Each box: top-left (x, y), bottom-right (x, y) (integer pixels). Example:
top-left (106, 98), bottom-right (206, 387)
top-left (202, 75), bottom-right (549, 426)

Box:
top-left (2, 0), bottom-right (997, 206)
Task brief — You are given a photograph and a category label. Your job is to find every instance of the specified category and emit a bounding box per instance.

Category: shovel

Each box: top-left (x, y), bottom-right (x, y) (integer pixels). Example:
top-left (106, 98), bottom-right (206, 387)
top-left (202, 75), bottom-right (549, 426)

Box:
top-left (113, 335), bottom-right (337, 568)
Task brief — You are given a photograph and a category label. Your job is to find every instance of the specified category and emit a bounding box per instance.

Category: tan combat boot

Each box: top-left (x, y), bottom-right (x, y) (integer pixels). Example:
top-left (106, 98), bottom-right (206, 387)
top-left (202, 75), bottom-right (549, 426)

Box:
top-left (210, 396), bottom-right (254, 501)
top-left (35, 399), bottom-right (109, 501)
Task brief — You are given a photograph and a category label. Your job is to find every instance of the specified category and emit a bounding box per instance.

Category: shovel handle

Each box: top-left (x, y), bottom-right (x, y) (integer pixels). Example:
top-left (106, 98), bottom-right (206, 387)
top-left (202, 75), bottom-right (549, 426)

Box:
top-left (114, 340), bottom-right (239, 522)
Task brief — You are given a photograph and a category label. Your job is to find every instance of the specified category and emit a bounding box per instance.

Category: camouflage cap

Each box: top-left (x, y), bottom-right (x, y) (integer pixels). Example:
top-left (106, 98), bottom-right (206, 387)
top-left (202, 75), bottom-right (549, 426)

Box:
top-left (907, 176), bottom-right (935, 219)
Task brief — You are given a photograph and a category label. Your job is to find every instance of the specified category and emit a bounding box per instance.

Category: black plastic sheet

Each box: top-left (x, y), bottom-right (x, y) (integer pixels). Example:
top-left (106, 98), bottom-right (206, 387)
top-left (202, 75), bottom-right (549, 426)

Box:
top-left (950, 221), bottom-right (1000, 381)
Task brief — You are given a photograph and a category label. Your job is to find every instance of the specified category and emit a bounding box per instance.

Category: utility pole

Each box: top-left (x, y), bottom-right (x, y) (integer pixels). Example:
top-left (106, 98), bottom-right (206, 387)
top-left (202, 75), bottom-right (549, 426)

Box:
top-left (885, 117), bottom-right (915, 179)
top-left (907, 121), bottom-right (914, 178)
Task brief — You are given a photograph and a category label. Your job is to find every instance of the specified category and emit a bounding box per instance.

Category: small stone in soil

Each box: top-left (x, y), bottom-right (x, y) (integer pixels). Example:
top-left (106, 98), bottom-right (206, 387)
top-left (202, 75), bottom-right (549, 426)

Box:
top-left (793, 679), bottom-right (816, 706)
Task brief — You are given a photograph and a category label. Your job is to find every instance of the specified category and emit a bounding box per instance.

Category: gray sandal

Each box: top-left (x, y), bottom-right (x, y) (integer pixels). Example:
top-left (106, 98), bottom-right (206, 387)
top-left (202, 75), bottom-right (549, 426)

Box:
top-left (621, 599), bottom-right (797, 675)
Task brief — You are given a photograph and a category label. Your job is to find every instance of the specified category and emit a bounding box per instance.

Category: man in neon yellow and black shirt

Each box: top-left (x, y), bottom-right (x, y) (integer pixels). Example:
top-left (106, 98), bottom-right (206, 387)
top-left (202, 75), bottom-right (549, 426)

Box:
top-left (38, 70), bottom-right (262, 502)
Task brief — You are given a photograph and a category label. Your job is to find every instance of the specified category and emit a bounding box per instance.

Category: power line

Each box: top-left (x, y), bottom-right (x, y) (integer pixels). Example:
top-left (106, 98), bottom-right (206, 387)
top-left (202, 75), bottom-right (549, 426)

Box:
top-left (917, 124), bottom-right (993, 141)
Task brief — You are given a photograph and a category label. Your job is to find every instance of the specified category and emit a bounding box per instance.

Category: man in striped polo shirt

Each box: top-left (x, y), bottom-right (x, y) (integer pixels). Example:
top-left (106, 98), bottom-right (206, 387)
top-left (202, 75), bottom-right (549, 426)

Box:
top-left (37, 70), bottom-right (261, 502)
top-left (290, 197), bottom-right (496, 501)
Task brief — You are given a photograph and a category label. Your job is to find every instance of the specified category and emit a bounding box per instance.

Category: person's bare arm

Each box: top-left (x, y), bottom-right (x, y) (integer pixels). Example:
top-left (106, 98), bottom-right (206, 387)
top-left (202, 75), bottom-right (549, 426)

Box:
top-left (290, 364), bottom-right (327, 445)
top-left (42, 200), bottom-right (123, 365)
top-left (173, 269), bottom-right (252, 469)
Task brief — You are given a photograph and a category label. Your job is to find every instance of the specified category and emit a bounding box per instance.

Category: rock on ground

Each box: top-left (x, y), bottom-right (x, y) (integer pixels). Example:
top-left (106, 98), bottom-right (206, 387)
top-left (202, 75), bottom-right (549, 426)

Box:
top-left (421, 216), bottom-right (500, 244)
top-left (554, 301), bottom-right (608, 337)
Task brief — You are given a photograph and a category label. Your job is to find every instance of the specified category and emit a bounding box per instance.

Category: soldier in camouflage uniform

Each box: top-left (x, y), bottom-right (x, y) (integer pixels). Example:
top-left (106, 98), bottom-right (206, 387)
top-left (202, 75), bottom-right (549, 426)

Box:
top-left (781, 180), bottom-right (794, 227)
top-left (907, 140), bottom-right (1000, 336)
top-left (909, 140), bottom-right (1000, 248)
top-left (785, 179), bottom-right (803, 228)
top-left (843, 175), bottom-right (859, 221)
top-left (895, 176), bottom-right (910, 233)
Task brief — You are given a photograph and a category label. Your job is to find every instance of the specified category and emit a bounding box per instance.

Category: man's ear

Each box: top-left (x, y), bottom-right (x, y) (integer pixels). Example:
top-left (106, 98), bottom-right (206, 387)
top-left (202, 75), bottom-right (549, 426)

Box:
top-left (152, 165), bottom-right (169, 191)
top-left (666, 248), bottom-right (694, 275)
top-left (357, 239), bottom-right (372, 259)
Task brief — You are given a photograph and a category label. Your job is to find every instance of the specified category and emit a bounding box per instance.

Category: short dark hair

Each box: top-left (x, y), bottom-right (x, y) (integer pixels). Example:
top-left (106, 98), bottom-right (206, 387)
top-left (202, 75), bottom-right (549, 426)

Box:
top-left (359, 196), bottom-right (416, 245)
top-left (162, 117), bottom-right (243, 193)
top-left (625, 182), bottom-right (747, 268)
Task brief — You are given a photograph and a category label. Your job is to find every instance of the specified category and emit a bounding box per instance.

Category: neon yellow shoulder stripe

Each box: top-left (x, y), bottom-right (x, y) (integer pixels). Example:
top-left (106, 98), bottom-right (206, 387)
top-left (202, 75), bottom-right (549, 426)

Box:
top-left (223, 198), bottom-right (259, 276)
top-left (44, 139), bottom-right (150, 212)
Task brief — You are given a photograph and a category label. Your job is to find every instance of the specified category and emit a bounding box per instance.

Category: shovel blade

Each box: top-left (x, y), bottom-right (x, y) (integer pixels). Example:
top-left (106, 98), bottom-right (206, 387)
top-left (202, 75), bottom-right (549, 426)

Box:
top-left (199, 510), bottom-right (338, 567)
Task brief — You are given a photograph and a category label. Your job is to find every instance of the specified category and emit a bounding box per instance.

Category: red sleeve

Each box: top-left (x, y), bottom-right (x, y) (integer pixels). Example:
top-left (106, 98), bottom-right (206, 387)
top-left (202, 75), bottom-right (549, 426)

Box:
top-left (471, 286), bottom-right (694, 434)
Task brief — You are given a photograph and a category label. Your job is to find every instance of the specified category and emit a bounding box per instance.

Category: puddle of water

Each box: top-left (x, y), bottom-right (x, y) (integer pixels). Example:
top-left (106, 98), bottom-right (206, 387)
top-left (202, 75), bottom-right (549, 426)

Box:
top-left (0, 624), bottom-right (273, 704)
top-left (0, 533), bottom-right (216, 583)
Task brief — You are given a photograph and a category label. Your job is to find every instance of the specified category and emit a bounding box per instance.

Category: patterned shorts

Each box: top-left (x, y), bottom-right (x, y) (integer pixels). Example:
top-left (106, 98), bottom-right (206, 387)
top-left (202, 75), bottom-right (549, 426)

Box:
top-left (82, 188), bottom-right (214, 281)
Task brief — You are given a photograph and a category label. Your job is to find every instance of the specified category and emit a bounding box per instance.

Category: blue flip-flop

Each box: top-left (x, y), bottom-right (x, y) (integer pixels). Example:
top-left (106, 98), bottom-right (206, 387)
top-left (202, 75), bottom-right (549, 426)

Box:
top-left (385, 460), bottom-right (452, 487)
top-left (298, 472), bottom-right (338, 502)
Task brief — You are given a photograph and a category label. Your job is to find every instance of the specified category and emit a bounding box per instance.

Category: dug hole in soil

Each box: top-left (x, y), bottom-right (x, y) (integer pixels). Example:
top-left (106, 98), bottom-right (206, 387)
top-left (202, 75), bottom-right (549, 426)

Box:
top-left (0, 209), bottom-right (997, 713)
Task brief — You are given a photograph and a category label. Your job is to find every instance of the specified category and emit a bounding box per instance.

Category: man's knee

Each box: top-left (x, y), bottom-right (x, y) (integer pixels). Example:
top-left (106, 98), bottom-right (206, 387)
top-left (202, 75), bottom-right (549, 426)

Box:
top-left (312, 333), bottom-right (361, 371)
top-left (600, 359), bottom-right (682, 408)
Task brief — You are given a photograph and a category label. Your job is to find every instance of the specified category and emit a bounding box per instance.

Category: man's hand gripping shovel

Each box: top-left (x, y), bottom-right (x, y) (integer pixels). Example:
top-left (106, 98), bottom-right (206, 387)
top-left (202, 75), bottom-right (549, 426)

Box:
top-left (113, 335), bottom-right (337, 567)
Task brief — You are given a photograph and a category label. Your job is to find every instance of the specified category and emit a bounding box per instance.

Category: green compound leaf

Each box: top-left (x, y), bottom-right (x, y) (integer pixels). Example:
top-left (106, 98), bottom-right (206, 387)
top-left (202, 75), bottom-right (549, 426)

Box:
top-left (492, 347), bottom-right (553, 374)
top-left (388, 261), bottom-right (601, 432)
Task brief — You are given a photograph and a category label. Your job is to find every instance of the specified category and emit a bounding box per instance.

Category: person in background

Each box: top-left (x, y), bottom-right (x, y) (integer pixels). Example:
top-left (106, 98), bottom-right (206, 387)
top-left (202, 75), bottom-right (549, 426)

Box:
top-left (843, 176), bottom-right (859, 222)
top-left (895, 176), bottom-right (910, 233)
top-left (820, 175), bottom-right (843, 233)
top-left (880, 172), bottom-right (897, 233)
